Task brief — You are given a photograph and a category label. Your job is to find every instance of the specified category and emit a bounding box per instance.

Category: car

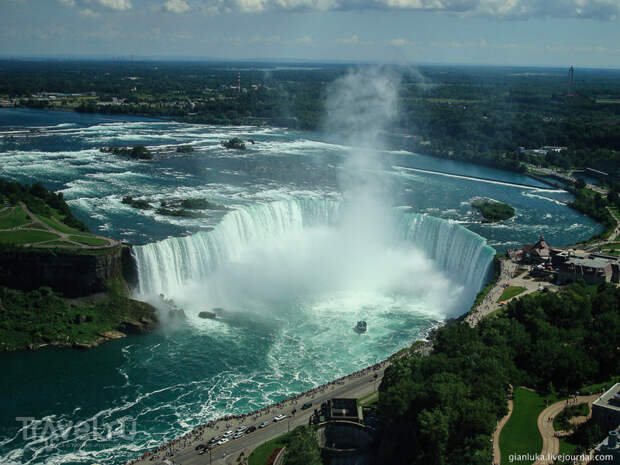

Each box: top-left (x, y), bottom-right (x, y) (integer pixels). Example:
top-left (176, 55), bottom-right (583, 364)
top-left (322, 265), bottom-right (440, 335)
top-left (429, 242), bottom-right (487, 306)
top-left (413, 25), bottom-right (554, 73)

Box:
top-left (273, 414), bottom-right (287, 422)
top-left (236, 425), bottom-right (247, 432)
top-left (259, 421), bottom-right (270, 428)
top-left (246, 426), bottom-right (256, 433)
top-left (198, 449), bottom-right (206, 455)
top-left (216, 438), bottom-right (229, 445)
top-left (301, 402), bottom-right (312, 410)
top-left (195, 444), bottom-right (207, 451)
top-left (222, 430), bottom-right (234, 437)
top-left (232, 432), bottom-right (244, 440)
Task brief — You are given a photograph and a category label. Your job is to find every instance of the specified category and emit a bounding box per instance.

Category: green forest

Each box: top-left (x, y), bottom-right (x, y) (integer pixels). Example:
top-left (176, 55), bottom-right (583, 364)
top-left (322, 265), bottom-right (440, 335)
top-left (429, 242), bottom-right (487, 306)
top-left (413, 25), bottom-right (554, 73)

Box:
top-left (375, 283), bottom-right (620, 464)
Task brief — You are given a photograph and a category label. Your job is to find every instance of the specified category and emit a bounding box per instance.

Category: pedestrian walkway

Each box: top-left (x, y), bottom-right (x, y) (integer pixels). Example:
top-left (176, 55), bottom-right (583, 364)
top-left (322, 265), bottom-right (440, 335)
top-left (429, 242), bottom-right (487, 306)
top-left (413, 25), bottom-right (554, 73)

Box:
top-left (533, 394), bottom-right (598, 465)
top-left (493, 385), bottom-right (513, 465)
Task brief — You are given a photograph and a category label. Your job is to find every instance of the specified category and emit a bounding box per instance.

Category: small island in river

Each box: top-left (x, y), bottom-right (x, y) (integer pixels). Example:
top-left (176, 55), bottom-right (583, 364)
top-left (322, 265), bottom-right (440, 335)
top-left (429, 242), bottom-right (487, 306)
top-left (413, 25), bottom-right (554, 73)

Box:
top-left (471, 199), bottom-right (515, 222)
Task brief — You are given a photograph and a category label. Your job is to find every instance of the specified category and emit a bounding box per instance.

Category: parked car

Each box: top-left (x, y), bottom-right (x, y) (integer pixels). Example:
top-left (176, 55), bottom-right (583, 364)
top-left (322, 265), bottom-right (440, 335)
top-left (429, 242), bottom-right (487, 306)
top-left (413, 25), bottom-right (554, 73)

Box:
top-left (216, 438), bottom-right (229, 445)
top-left (259, 421), bottom-right (270, 428)
top-left (301, 402), bottom-right (312, 410)
top-left (236, 425), bottom-right (247, 432)
top-left (246, 426), bottom-right (256, 433)
top-left (273, 414), bottom-right (287, 422)
top-left (222, 430), bottom-right (233, 437)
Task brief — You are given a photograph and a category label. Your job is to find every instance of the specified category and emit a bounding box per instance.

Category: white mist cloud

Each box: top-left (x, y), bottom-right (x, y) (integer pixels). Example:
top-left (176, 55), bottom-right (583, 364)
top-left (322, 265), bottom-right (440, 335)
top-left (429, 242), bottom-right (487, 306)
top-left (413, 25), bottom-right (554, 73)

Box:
top-left (198, 0), bottom-right (618, 20)
top-left (336, 33), bottom-right (360, 44)
top-left (79, 7), bottom-right (99, 17)
top-left (54, 0), bottom-right (620, 20)
top-left (98, 0), bottom-right (132, 10)
top-left (389, 38), bottom-right (414, 47)
top-left (164, 0), bottom-right (191, 13)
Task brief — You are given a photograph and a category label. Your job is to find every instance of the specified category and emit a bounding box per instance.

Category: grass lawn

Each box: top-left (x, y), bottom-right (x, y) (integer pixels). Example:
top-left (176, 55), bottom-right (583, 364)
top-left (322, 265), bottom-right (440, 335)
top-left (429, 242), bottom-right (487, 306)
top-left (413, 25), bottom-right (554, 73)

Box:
top-left (497, 286), bottom-right (527, 303)
top-left (0, 229), bottom-right (60, 244)
top-left (0, 206), bottom-right (31, 229)
top-left (579, 376), bottom-right (620, 395)
top-left (558, 437), bottom-right (579, 458)
top-left (248, 434), bottom-right (289, 465)
top-left (35, 214), bottom-right (82, 235)
top-left (499, 387), bottom-right (545, 465)
top-left (69, 235), bottom-right (110, 246)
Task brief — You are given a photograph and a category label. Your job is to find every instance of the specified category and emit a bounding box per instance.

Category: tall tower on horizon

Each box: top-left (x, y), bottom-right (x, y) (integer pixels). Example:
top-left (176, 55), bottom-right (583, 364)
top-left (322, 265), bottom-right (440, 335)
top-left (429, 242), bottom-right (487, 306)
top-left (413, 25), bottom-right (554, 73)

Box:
top-left (237, 72), bottom-right (241, 93)
top-left (568, 66), bottom-right (575, 95)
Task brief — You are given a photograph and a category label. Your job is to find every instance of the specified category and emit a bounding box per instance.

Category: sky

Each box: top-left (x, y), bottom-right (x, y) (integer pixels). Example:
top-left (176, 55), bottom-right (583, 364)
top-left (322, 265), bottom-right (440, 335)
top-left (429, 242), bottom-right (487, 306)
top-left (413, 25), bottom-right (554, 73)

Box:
top-left (1, 0), bottom-right (620, 67)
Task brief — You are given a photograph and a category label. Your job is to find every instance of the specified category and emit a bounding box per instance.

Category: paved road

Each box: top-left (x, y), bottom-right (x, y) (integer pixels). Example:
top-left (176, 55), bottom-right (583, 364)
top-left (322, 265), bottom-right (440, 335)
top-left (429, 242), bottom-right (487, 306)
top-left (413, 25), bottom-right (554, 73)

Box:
top-left (132, 365), bottom-right (386, 465)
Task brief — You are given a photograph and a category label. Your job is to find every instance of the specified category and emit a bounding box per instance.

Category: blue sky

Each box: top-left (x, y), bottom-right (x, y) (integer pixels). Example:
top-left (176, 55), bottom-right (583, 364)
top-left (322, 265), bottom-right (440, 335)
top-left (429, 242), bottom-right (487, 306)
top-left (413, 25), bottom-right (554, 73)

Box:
top-left (1, 0), bottom-right (620, 67)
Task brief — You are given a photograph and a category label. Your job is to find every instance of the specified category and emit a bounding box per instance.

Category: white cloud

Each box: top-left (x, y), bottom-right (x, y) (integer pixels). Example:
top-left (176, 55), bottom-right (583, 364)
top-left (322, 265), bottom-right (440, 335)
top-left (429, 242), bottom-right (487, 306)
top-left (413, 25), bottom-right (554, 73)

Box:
top-left (337, 33), bottom-right (360, 44)
top-left (389, 38), bottom-right (414, 47)
top-left (98, 0), bottom-right (133, 10)
top-left (295, 35), bottom-right (314, 44)
top-left (79, 8), bottom-right (99, 17)
top-left (203, 0), bottom-right (619, 20)
top-left (164, 0), bottom-right (191, 13)
top-left (48, 0), bottom-right (620, 20)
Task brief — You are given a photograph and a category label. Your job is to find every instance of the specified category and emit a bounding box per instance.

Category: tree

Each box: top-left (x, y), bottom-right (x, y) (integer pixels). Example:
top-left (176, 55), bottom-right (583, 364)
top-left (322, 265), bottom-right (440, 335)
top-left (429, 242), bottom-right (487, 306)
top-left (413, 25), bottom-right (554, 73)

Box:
top-left (283, 426), bottom-right (322, 465)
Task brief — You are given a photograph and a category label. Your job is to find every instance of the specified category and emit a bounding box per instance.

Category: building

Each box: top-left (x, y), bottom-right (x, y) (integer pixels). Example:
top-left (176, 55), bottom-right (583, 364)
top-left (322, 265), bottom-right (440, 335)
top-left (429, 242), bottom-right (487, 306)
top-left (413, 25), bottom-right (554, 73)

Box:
top-left (521, 235), bottom-right (552, 264)
top-left (323, 398), bottom-right (363, 423)
top-left (592, 383), bottom-right (620, 433)
top-left (558, 256), bottom-right (617, 285)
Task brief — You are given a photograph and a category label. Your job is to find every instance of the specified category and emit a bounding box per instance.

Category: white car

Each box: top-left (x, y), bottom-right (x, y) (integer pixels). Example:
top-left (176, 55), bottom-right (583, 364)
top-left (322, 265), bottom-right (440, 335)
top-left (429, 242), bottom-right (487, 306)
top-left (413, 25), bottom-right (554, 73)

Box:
top-left (222, 430), bottom-right (233, 437)
top-left (236, 425), bottom-right (247, 432)
top-left (216, 438), bottom-right (229, 445)
top-left (259, 421), bottom-right (270, 428)
top-left (232, 432), bottom-right (244, 440)
top-left (273, 414), bottom-right (287, 422)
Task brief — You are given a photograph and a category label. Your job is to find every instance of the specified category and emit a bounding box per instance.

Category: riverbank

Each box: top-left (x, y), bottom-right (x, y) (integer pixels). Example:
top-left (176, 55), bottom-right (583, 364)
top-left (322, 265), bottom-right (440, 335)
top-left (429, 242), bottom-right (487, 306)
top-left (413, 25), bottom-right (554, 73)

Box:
top-left (0, 279), bottom-right (158, 351)
top-left (127, 360), bottom-right (391, 465)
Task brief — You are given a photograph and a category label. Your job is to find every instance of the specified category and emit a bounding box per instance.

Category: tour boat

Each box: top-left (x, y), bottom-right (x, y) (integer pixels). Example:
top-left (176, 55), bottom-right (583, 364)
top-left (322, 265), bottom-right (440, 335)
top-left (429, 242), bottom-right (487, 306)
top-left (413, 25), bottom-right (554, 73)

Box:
top-left (355, 321), bottom-right (367, 333)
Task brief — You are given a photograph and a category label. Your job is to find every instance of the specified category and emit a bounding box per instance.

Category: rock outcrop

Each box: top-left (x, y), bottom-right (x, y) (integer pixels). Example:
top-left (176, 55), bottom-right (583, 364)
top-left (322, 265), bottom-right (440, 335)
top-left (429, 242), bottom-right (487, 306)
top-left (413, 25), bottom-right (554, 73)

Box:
top-left (0, 244), bottom-right (138, 298)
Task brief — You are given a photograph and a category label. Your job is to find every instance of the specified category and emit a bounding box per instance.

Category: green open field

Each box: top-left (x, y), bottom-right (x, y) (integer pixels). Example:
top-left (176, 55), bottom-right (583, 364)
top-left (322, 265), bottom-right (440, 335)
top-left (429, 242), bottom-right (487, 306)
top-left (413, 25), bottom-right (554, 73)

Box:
top-left (0, 229), bottom-right (60, 244)
top-left (497, 286), bottom-right (526, 303)
top-left (0, 206), bottom-right (31, 229)
top-left (499, 387), bottom-right (545, 465)
top-left (35, 213), bottom-right (82, 234)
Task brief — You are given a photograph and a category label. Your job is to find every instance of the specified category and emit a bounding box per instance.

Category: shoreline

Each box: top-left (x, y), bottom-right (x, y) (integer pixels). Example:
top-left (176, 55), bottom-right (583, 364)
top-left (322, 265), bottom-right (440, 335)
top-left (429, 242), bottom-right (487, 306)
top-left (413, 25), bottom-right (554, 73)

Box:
top-left (127, 355), bottom-right (405, 465)
top-left (123, 317), bottom-right (442, 464)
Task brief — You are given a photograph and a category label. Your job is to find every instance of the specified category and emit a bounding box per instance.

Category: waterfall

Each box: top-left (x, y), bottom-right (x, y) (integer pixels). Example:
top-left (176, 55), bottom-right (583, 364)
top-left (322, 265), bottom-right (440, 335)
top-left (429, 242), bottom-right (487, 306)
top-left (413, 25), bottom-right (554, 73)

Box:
top-left (133, 198), bottom-right (495, 302)
top-left (133, 198), bottom-right (340, 297)
top-left (397, 213), bottom-right (496, 293)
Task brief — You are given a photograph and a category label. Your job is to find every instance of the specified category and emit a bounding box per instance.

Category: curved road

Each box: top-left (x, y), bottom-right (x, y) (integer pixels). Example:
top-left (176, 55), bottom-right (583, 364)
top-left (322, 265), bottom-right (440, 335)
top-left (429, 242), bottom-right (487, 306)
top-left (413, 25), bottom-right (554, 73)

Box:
top-left (132, 365), bottom-right (386, 465)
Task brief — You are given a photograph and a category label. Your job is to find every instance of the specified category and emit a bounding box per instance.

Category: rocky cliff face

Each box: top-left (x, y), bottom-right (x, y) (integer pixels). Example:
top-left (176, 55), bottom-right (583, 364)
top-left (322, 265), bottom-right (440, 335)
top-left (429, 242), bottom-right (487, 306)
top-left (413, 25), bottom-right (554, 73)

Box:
top-left (0, 244), bottom-right (139, 297)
